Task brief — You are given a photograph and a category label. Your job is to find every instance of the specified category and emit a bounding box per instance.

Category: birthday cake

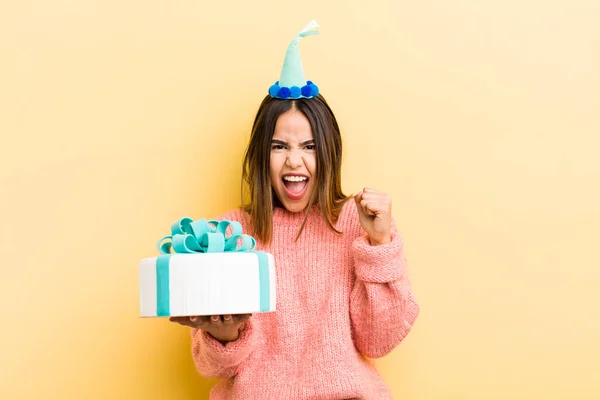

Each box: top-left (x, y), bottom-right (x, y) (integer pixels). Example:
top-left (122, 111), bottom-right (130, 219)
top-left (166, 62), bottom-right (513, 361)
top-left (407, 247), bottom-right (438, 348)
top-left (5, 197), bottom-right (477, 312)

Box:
top-left (139, 217), bottom-right (276, 317)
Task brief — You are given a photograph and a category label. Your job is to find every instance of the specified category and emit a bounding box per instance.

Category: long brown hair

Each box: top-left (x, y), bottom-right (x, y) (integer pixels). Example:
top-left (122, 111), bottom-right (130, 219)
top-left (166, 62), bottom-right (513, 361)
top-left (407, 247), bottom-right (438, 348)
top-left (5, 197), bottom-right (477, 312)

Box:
top-left (241, 93), bottom-right (349, 244)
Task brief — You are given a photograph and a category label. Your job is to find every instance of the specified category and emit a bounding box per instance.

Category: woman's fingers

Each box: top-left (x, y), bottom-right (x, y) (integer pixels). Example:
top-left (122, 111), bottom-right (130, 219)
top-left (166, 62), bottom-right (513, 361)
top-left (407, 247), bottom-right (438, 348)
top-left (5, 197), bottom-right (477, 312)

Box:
top-left (170, 314), bottom-right (252, 331)
top-left (210, 315), bottom-right (223, 327)
top-left (190, 315), bottom-right (210, 325)
top-left (234, 314), bottom-right (252, 323)
top-left (169, 315), bottom-right (211, 328)
top-left (169, 316), bottom-right (196, 327)
top-left (219, 314), bottom-right (252, 325)
top-left (169, 316), bottom-right (187, 325)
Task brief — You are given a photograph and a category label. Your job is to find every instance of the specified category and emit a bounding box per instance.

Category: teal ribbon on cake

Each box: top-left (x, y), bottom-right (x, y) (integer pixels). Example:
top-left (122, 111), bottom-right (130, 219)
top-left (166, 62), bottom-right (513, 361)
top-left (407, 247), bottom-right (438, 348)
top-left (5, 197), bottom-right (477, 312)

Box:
top-left (155, 217), bottom-right (270, 316)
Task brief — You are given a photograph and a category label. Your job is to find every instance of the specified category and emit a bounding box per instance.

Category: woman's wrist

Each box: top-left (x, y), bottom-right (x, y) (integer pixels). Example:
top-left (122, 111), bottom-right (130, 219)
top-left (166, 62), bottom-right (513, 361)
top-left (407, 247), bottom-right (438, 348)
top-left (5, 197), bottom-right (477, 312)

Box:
top-left (368, 234), bottom-right (392, 246)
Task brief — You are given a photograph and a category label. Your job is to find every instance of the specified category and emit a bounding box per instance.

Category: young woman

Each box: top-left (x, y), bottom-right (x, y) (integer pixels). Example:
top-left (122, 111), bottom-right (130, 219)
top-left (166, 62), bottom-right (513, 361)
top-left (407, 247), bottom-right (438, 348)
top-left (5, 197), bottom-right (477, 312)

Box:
top-left (170, 93), bottom-right (420, 399)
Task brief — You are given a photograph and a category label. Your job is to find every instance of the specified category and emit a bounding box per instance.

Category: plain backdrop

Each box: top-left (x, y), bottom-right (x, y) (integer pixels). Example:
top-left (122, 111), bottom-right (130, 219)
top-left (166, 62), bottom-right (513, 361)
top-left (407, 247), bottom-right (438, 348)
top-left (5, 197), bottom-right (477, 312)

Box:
top-left (1, 1), bottom-right (599, 399)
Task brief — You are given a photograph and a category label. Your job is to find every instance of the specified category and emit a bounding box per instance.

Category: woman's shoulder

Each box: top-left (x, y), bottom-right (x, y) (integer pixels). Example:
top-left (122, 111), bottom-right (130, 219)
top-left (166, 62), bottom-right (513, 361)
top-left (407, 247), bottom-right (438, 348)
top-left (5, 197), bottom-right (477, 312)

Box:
top-left (209, 207), bottom-right (251, 232)
top-left (210, 208), bottom-right (245, 223)
top-left (212, 207), bottom-right (249, 223)
top-left (339, 195), bottom-right (358, 217)
top-left (335, 196), bottom-right (361, 232)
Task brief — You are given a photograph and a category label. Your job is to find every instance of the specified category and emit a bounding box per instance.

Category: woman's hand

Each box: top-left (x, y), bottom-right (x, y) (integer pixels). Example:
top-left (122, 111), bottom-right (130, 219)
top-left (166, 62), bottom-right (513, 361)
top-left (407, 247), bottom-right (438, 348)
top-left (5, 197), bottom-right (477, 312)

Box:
top-left (169, 314), bottom-right (252, 343)
top-left (355, 188), bottom-right (392, 246)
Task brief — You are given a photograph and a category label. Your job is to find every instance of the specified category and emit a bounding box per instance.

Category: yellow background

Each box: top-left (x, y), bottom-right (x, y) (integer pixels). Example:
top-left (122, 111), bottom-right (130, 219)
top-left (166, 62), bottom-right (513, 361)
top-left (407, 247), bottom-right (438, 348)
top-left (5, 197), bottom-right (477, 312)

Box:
top-left (1, 1), bottom-right (599, 399)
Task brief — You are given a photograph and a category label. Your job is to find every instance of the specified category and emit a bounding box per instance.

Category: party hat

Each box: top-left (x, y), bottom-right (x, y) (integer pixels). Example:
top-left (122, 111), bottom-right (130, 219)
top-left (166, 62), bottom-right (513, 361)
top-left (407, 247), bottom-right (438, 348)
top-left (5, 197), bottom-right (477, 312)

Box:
top-left (268, 20), bottom-right (320, 99)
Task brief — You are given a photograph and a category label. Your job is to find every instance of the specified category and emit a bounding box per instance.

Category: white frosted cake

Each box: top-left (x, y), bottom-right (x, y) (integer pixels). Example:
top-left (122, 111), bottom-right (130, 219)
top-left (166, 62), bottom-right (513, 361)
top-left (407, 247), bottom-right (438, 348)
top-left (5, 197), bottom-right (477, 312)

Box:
top-left (139, 217), bottom-right (276, 317)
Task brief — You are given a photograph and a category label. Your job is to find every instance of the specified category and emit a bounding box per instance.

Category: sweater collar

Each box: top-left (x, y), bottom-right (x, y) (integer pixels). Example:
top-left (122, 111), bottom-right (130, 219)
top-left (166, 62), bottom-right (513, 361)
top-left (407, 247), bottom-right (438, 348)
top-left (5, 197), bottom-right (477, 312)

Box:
top-left (272, 204), bottom-right (321, 223)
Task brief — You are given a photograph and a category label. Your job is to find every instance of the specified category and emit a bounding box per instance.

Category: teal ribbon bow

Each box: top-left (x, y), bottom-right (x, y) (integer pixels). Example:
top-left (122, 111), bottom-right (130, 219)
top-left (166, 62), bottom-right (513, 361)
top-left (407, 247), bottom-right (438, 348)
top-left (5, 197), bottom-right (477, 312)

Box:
top-left (157, 217), bottom-right (256, 254)
top-left (155, 218), bottom-right (270, 316)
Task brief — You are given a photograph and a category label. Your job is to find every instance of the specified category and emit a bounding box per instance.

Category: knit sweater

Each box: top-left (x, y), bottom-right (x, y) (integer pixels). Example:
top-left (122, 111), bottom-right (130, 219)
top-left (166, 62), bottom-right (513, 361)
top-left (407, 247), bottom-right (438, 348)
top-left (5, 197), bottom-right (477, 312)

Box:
top-left (190, 199), bottom-right (420, 399)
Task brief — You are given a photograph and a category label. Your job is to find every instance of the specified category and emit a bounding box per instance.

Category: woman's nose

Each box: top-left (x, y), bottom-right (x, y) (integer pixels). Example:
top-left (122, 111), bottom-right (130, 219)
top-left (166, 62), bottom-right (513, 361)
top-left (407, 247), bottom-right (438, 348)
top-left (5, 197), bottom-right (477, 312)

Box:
top-left (285, 150), bottom-right (303, 168)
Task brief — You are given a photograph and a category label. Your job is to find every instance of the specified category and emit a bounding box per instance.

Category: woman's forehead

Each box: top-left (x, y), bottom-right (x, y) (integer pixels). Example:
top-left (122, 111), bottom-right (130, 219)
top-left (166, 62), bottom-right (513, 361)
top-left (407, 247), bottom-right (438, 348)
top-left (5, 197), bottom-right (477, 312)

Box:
top-left (273, 111), bottom-right (313, 141)
top-left (271, 131), bottom-right (313, 141)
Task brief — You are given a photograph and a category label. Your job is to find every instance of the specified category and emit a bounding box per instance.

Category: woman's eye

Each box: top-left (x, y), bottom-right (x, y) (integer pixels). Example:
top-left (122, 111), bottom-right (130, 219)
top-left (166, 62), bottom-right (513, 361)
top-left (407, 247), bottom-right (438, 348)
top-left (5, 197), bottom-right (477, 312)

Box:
top-left (272, 145), bottom-right (285, 150)
top-left (304, 145), bottom-right (315, 150)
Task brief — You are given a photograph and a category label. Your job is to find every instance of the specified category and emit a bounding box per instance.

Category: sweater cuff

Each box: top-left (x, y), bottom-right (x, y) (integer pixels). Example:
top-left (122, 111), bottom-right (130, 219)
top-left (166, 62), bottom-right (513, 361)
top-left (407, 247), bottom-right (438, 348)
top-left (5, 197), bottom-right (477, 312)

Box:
top-left (352, 231), bottom-right (406, 283)
top-left (195, 319), bottom-right (255, 366)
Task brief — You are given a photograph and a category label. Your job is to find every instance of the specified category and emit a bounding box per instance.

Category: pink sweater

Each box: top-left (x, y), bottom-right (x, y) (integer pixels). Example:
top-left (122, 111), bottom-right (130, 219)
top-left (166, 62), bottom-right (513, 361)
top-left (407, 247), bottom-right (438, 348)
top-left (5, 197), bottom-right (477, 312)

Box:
top-left (190, 200), bottom-right (420, 399)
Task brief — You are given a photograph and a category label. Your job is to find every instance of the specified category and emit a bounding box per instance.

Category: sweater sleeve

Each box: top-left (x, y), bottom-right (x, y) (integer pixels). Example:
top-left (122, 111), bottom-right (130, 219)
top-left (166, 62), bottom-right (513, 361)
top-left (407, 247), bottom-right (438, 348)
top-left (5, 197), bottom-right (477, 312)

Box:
top-left (349, 220), bottom-right (420, 358)
top-left (190, 319), bottom-right (257, 379)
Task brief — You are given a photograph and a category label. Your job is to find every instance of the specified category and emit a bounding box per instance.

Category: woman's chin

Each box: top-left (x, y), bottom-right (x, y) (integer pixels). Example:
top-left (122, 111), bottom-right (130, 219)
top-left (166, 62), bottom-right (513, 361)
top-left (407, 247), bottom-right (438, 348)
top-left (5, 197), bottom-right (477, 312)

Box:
top-left (281, 201), bottom-right (308, 213)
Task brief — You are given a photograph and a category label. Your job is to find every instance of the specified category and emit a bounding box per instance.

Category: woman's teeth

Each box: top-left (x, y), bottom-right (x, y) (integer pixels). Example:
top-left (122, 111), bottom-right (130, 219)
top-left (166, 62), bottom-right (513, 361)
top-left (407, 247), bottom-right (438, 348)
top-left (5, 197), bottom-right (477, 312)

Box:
top-left (283, 176), bottom-right (307, 182)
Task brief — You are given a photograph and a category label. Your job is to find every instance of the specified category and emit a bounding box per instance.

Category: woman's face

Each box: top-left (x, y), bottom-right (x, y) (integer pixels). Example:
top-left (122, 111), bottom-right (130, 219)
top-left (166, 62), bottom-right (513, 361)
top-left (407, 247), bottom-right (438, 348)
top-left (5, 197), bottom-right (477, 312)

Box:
top-left (270, 108), bottom-right (317, 213)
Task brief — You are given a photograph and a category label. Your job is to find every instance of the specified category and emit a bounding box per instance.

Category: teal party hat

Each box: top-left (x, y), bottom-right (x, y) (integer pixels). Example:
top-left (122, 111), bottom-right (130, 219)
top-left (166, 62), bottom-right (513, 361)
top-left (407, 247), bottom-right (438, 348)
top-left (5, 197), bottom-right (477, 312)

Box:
top-left (269, 20), bottom-right (320, 99)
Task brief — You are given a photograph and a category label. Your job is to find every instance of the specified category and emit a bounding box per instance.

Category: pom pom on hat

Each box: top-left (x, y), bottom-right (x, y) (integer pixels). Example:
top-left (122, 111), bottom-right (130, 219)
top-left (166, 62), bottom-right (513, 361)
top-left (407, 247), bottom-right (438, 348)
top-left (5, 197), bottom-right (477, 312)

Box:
top-left (277, 87), bottom-right (291, 99)
top-left (301, 82), bottom-right (319, 98)
top-left (289, 86), bottom-right (301, 98)
top-left (301, 85), bottom-right (312, 97)
top-left (269, 84), bottom-right (280, 97)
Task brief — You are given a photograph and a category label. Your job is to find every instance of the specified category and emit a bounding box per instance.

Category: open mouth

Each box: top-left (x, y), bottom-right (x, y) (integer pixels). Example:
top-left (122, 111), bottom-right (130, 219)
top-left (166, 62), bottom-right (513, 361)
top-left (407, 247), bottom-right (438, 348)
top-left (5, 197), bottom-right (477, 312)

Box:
top-left (282, 175), bottom-right (309, 200)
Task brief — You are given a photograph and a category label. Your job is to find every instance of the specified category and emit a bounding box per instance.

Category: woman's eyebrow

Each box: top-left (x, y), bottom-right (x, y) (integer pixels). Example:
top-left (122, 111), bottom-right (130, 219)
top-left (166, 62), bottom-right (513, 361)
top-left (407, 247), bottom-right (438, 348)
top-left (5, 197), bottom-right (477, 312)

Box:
top-left (271, 139), bottom-right (314, 146)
